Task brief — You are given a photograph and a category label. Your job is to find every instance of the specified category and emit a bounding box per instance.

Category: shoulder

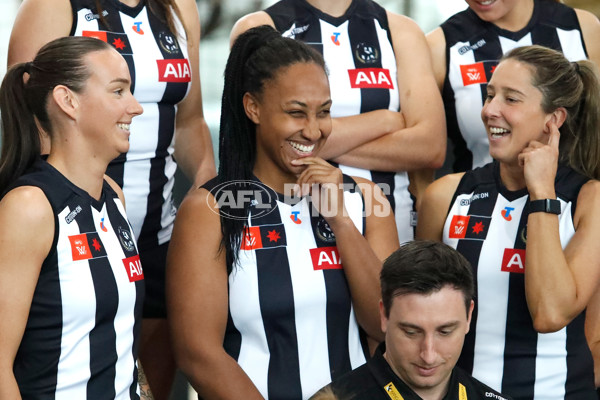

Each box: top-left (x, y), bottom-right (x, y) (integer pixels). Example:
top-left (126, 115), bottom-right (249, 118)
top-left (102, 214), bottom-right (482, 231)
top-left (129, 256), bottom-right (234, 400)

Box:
top-left (386, 10), bottom-right (426, 39)
top-left (574, 8), bottom-right (600, 65)
top-left (427, 172), bottom-right (464, 199)
top-left (230, 11), bottom-right (275, 47)
top-left (329, 362), bottom-right (382, 400)
top-left (0, 186), bottom-right (54, 242)
top-left (453, 366), bottom-right (512, 400)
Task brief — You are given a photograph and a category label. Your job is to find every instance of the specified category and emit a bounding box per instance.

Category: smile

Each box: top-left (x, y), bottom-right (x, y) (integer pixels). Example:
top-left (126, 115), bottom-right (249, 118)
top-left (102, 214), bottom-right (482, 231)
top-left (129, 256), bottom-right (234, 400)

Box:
top-left (289, 140), bottom-right (315, 155)
top-left (489, 126), bottom-right (510, 138)
top-left (477, 0), bottom-right (495, 5)
top-left (117, 123), bottom-right (131, 131)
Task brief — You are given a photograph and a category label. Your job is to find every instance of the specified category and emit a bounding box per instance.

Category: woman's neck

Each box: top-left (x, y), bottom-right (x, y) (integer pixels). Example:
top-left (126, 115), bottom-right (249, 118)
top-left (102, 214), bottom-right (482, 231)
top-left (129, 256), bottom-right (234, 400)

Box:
top-left (305, 0), bottom-right (353, 17)
top-left (499, 162), bottom-right (527, 191)
top-left (47, 148), bottom-right (109, 201)
top-left (494, 0), bottom-right (535, 31)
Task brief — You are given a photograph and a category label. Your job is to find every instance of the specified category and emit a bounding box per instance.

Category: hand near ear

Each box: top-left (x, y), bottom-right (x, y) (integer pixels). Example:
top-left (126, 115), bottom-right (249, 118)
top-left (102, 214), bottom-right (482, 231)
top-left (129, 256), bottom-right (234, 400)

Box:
top-left (519, 121), bottom-right (560, 200)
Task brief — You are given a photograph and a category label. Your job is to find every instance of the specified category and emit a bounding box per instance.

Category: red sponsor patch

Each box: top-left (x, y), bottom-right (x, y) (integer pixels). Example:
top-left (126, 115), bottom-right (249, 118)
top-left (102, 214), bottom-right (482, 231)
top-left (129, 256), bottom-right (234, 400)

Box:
top-left (460, 62), bottom-right (487, 86)
top-left (449, 215), bottom-right (470, 239)
top-left (501, 248), bottom-right (526, 273)
top-left (69, 234), bottom-right (92, 261)
top-left (241, 226), bottom-right (263, 250)
top-left (348, 68), bottom-right (394, 89)
top-left (157, 59), bottom-right (191, 83)
top-left (310, 247), bottom-right (343, 270)
top-left (82, 30), bottom-right (108, 42)
top-left (122, 255), bottom-right (144, 282)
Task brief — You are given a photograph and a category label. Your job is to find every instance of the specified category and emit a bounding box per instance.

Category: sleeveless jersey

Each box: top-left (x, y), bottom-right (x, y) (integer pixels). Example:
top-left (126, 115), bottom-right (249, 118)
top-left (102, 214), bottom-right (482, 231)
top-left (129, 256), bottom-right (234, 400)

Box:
top-left (442, 162), bottom-right (596, 400)
top-left (209, 176), bottom-right (368, 400)
top-left (265, 0), bottom-right (415, 244)
top-left (441, 0), bottom-right (588, 172)
top-left (71, 0), bottom-right (191, 250)
top-left (10, 159), bottom-right (145, 400)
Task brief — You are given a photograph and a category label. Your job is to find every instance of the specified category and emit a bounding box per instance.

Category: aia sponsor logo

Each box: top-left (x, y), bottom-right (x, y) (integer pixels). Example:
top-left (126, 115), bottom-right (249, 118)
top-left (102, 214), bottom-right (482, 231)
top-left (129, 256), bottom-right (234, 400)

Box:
top-left (460, 61), bottom-right (498, 86)
top-left (501, 248), bottom-right (526, 273)
top-left (501, 206), bottom-right (515, 221)
top-left (310, 246), bottom-right (342, 270)
top-left (157, 59), bottom-right (191, 83)
top-left (132, 22), bottom-right (144, 35)
top-left (331, 32), bottom-right (341, 46)
top-left (290, 211), bottom-right (302, 224)
top-left (348, 68), bottom-right (394, 89)
top-left (448, 215), bottom-right (491, 240)
top-left (123, 254), bottom-right (144, 282)
top-left (68, 233), bottom-right (106, 261)
top-left (240, 225), bottom-right (286, 251)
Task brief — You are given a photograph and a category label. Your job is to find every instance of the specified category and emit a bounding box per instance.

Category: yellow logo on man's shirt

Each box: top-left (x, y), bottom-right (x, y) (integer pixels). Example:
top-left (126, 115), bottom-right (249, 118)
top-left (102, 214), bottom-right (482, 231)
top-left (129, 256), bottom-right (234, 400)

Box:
top-left (382, 382), bottom-right (404, 400)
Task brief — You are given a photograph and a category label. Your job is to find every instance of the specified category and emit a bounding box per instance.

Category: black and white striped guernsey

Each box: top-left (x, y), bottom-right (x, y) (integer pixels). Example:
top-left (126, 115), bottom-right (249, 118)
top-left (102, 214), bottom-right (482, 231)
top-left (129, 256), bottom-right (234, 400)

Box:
top-left (441, 0), bottom-right (588, 172)
top-left (10, 159), bottom-right (144, 400)
top-left (443, 162), bottom-right (596, 400)
top-left (265, 0), bottom-right (415, 244)
top-left (71, 0), bottom-right (191, 251)
top-left (211, 176), bottom-right (368, 400)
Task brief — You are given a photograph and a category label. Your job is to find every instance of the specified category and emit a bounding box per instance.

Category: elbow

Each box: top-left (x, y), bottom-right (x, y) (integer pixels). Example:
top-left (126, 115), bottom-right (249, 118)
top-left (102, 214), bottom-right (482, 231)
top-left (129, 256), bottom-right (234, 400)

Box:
top-left (531, 312), bottom-right (570, 333)
top-left (424, 146), bottom-right (446, 170)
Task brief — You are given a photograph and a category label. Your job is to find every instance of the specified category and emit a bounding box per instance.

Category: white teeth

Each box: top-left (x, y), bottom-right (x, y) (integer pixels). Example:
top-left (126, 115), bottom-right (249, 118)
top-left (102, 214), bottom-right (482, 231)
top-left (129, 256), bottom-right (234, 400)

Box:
top-left (118, 123), bottom-right (130, 131)
top-left (480, 0), bottom-right (494, 5)
top-left (490, 126), bottom-right (510, 136)
top-left (289, 141), bottom-right (315, 154)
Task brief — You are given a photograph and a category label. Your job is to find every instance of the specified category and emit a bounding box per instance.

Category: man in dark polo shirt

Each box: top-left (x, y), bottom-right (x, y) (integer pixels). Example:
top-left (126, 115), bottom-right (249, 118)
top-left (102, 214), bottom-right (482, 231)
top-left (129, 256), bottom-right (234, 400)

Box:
top-left (315, 240), bottom-right (511, 400)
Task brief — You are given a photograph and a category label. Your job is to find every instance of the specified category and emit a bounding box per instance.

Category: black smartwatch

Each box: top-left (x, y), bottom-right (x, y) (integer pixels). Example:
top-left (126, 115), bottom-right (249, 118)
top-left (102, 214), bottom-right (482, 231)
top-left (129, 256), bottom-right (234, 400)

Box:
top-left (529, 199), bottom-right (561, 214)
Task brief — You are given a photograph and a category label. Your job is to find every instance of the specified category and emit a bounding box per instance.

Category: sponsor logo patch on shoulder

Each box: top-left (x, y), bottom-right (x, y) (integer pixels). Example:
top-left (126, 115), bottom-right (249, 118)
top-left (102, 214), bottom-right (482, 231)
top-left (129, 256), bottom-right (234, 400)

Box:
top-left (382, 382), bottom-right (404, 400)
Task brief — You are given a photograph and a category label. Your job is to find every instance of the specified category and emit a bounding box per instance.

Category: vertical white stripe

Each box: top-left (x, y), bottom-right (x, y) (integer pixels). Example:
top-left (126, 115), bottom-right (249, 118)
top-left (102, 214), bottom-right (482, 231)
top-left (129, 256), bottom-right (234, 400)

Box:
top-left (282, 200), bottom-right (331, 399)
top-left (124, 8), bottom-right (167, 102)
top-left (374, 20), bottom-right (399, 112)
top-left (472, 195), bottom-right (526, 391)
top-left (498, 33), bottom-right (533, 54)
top-left (320, 20), bottom-right (361, 118)
top-left (448, 42), bottom-right (491, 169)
top-left (533, 199), bottom-right (574, 399)
top-left (73, 9), bottom-right (100, 35)
top-left (393, 171), bottom-right (412, 244)
top-left (229, 225), bottom-right (270, 399)
top-left (556, 28), bottom-right (587, 61)
top-left (55, 207), bottom-right (95, 400)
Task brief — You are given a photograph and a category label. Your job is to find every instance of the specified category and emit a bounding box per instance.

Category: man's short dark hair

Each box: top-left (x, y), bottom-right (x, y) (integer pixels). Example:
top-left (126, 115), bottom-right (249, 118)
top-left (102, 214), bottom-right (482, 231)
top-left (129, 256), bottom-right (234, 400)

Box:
top-left (381, 240), bottom-right (474, 317)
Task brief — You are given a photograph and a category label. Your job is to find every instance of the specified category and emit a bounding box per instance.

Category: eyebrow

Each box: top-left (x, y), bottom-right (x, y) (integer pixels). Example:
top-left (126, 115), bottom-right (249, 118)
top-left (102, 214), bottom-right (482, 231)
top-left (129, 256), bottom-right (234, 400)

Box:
top-left (488, 83), bottom-right (525, 97)
top-left (398, 321), bottom-right (461, 330)
top-left (287, 99), bottom-right (332, 108)
top-left (109, 78), bottom-right (131, 85)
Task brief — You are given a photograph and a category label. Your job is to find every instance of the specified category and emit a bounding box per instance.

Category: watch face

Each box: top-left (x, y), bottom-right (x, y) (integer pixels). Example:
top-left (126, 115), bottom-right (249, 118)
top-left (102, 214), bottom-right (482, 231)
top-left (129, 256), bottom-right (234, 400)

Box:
top-left (316, 217), bottom-right (336, 243)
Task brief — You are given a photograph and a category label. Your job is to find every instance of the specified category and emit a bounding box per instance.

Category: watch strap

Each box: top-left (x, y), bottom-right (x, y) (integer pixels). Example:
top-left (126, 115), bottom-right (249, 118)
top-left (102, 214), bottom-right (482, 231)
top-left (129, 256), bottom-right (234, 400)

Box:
top-left (529, 199), bottom-right (561, 215)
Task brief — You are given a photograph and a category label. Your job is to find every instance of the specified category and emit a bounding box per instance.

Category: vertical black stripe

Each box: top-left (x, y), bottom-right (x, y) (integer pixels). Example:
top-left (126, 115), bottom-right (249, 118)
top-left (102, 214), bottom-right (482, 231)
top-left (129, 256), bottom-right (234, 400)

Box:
top-left (455, 182), bottom-right (499, 374)
top-left (530, 25), bottom-right (562, 50)
top-left (223, 305), bottom-right (242, 361)
top-left (347, 17), bottom-right (389, 113)
top-left (252, 202), bottom-right (302, 400)
top-left (565, 311), bottom-right (596, 399)
top-left (370, 171), bottom-right (395, 217)
top-left (294, 3), bottom-right (323, 55)
top-left (474, 32), bottom-right (501, 109)
top-left (501, 201), bottom-right (536, 399)
top-left (309, 213), bottom-right (351, 380)
top-left (137, 103), bottom-right (174, 248)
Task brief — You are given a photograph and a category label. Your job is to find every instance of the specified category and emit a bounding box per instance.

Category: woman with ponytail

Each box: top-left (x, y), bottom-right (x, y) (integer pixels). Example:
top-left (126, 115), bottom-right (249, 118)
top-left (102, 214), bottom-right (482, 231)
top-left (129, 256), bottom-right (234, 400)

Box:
top-left (167, 25), bottom-right (399, 400)
top-left (417, 45), bottom-right (600, 399)
top-left (9, 0), bottom-right (217, 394)
top-left (0, 36), bottom-right (147, 399)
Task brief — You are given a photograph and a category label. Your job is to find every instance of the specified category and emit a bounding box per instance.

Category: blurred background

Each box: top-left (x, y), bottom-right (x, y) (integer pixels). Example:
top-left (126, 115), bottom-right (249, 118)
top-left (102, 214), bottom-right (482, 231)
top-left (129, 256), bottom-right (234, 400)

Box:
top-left (0, 0), bottom-right (598, 398)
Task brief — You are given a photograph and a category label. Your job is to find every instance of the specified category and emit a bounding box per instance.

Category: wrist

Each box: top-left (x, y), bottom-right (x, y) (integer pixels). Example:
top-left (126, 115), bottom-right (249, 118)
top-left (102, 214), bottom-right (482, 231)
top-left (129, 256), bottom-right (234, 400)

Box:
top-left (528, 198), bottom-right (561, 215)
